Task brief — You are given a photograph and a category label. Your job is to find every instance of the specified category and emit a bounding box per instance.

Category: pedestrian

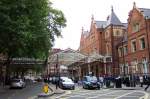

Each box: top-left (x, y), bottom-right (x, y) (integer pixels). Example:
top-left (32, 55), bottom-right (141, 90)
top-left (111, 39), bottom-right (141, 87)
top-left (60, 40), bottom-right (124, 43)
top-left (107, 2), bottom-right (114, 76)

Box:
top-left (144, 77), bottom-right (150, 91)
top-left (99, 76), bottom-right (104, 88)
top-left (139, 76), bottom-right (143, 87)
top-left (78, 80), bottom-right (82, 86)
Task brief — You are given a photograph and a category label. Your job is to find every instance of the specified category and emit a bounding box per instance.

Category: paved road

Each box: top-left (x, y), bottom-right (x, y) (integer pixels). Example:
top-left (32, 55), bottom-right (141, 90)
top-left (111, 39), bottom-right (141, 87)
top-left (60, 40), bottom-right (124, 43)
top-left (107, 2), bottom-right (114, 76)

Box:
top-left (52, 86), bottom-right (149, 99)
top-left (0, 83), bottom-right (150, 99)
top-left (0, 82), bottom-right (43, 99)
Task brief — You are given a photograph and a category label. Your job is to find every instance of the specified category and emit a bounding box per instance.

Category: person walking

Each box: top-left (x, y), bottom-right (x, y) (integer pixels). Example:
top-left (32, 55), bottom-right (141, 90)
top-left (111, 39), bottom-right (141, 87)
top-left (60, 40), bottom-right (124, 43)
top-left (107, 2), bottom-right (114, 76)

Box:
top-left (99, 76), bottom-right (104, 88)
top-left (144, 76), bottom-right (150, 91)
top-left (139, 76), bottom-right (143, 87)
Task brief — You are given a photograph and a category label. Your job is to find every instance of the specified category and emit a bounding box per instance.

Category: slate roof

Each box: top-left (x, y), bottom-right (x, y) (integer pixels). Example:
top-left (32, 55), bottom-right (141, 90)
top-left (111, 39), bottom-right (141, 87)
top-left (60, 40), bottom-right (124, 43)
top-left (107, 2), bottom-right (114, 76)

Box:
top-left (107, 9), bottom-right (122, 26)
top-left (95, 21), bottom-right (107, 28)
top-left (139, 8), bottom-right (150, 19)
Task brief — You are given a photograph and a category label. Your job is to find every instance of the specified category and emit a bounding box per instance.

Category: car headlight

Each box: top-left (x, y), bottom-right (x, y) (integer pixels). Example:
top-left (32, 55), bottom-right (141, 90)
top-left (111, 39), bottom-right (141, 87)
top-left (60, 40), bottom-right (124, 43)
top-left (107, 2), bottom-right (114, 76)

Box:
top-left (86, 82), bottom-right (91, 85)
top-left (97, 82), bottom-right (100, 85)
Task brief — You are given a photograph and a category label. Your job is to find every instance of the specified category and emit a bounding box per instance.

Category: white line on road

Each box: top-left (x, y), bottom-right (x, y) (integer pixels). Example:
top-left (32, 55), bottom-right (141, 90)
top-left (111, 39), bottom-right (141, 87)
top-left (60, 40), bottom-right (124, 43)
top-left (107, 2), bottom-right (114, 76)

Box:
top-left (114, 90), bottom-right (148, 99)
top-left (114, 90), bottom-right (136, 99)
top-left (59, 89), bottom-right (110, 99)
top-left (87, 90), bottom-right (122, 99)
top-left (139, 91), bottom-right (149, 99)
top-left (56, 90), bottom-right (72, 99)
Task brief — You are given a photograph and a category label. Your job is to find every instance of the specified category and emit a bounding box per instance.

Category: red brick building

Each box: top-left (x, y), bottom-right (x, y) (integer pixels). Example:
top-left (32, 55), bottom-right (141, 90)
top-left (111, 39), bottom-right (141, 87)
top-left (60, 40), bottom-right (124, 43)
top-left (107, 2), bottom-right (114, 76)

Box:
top-left (79, 7), bottom-right (126, 76)
top-left (80, 16), bottom-right (105, 55)
top-left (118, 3), bottom-right (150, 76)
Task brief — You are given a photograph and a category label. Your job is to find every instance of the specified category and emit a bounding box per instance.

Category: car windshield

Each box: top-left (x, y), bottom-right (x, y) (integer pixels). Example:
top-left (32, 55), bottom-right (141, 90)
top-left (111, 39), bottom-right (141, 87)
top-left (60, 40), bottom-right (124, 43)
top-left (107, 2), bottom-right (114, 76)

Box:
top-left (87, 76), bottom-right (97, 81)
top-left (64, 78), bottom-right (72, 82)
top-left (61, 77), bottom-right (73, 82)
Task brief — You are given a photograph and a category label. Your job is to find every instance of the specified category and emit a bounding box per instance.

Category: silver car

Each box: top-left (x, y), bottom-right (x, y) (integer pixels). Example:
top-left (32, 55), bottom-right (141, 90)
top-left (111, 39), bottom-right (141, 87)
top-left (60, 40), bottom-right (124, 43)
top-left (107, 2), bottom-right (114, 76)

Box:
top-left (10, 79), bottom-right (26, 88)
top-left (59, 77), bottom-right (75, 90)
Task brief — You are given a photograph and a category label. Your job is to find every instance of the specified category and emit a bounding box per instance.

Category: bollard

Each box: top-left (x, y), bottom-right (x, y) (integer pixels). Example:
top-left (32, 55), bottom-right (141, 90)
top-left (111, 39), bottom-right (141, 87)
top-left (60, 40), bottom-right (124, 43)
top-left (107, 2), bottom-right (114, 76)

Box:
top-left (43, 83), bottom-right (49, 94)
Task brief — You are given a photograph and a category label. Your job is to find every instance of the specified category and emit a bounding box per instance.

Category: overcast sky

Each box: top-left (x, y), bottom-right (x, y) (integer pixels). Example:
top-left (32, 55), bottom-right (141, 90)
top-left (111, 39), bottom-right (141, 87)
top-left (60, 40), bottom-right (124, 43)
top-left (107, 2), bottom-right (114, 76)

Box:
top-left (51, 0), bottom-right (150, 50)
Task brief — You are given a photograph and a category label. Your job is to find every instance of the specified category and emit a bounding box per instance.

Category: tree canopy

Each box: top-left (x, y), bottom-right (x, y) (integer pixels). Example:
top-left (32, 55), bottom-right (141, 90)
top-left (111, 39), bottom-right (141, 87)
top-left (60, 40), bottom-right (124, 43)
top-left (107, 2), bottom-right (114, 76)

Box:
top-left (0, 0), bottom-right (66, 59)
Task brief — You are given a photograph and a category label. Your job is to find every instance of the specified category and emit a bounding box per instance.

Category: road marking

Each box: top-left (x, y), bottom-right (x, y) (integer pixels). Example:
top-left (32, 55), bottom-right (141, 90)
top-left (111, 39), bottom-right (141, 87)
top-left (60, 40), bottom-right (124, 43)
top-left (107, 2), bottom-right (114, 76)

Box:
top-left (114, 90), bottom-right (136, 99)
top-left (139, 91), bottom-right (149, 99)
top-left (114, 90), bottom-right (147, 99)
top-left (87, 90), bottom-right (121, 99)
top-left (28, 95), bottom-right (37, 99)
top-left (56, 90), bottom-right (71, 99)
top-left (59, 89), bottom-right (110, 99)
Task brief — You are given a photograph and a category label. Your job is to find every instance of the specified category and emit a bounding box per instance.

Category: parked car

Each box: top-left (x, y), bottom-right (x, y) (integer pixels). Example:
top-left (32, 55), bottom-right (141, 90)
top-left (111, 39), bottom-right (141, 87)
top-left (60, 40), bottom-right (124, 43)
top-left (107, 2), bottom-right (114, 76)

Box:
top-left (82, 76), bottom-right (100, 89)
top-left (59, 77), bottom-right (75, 90)
top-left (10, 79), bottom-right (26, 89)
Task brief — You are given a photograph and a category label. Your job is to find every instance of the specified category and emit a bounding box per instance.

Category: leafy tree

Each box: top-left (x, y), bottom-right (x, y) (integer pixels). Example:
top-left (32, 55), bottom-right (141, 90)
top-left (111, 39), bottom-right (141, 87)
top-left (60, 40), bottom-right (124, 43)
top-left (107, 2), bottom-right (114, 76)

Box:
top-left (0, 0), bottom-right (66, 78)
top-left (0, 0), bottom-right (66, 60)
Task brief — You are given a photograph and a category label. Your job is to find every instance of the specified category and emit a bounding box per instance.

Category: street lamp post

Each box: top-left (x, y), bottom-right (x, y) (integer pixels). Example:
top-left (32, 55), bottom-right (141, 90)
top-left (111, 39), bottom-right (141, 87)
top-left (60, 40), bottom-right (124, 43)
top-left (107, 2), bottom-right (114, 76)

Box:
top-left (55, 54), bottom-right (59, 89)
top-left (122, 33), bottom-right (126, 77)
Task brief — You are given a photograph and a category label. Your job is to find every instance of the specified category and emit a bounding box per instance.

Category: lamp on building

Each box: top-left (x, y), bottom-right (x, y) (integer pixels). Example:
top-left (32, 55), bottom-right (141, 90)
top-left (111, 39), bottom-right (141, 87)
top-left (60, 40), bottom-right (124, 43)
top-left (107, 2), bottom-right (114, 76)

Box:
top-left (55, 54), bottom-right (59, 89)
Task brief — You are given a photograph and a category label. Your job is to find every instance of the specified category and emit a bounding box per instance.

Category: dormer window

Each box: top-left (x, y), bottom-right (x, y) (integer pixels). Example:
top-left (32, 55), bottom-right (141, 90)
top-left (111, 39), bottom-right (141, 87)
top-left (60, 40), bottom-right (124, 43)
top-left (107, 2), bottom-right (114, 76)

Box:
top-left (132, 23), bottom-right (140, 33)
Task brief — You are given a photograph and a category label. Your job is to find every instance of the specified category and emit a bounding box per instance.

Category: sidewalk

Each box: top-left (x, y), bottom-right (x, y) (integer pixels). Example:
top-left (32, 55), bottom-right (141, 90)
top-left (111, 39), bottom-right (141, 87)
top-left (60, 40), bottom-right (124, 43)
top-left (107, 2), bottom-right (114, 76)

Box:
top-left (0, 85), bottom-right (9, 94)
top-left (109, 84), bottom-right (147, 90)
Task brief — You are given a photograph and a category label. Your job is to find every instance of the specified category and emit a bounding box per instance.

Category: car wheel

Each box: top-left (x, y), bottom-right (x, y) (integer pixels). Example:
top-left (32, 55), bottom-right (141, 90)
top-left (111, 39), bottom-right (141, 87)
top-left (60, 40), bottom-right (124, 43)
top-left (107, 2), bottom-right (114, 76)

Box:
top-left (72, 86), bottom-right (75, 90)
top-left (61, 85), bottom-right (64, 89)
top-left (83, 85), bottom-right (85, 89)
top-left (20, 86), bottom-right (23, 89)
top-left (97, 87), bottom-right (100, 90)
top-left (86, 85), bottom-right (89, 89)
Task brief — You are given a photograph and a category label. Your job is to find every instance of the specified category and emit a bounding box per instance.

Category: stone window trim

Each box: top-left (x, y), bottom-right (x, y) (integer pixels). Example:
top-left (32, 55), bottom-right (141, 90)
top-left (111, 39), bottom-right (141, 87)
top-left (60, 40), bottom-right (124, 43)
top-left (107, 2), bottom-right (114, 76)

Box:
top-left (142, 57), bottom-right (147, 63)
top-left (123, 45), bottom-right (128, 55)
top-left (132, 22), bottom-right (140, 33)
top-left (139, 36), bottom-right (146, 50)
top-left (131, 58), bottom-right (138, 72)
top-left (105, 32), bottom-right (109, 38)
top-left (131, 39), bottom-right (136, 53)
top-left (118, 47), bottom-right (123, 57)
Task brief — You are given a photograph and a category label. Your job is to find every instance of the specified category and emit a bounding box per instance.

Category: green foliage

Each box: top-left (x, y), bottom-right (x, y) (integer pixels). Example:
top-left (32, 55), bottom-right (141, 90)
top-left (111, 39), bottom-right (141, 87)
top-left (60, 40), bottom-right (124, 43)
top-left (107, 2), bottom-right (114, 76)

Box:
top-left (0, 0), bottom-right (66, 59)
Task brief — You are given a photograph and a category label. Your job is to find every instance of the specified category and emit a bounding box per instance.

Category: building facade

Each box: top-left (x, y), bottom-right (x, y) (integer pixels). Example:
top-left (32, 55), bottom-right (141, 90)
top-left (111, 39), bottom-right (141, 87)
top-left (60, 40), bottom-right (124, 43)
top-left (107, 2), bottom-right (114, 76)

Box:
top-left (79, 7), bottom-right (126, 76)
top-left (49, 3), bottom-right (150, 80)
top-left (118, 3), bottom-right (150, 76)
top-left (47, 48), bottom-right (86, 77)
